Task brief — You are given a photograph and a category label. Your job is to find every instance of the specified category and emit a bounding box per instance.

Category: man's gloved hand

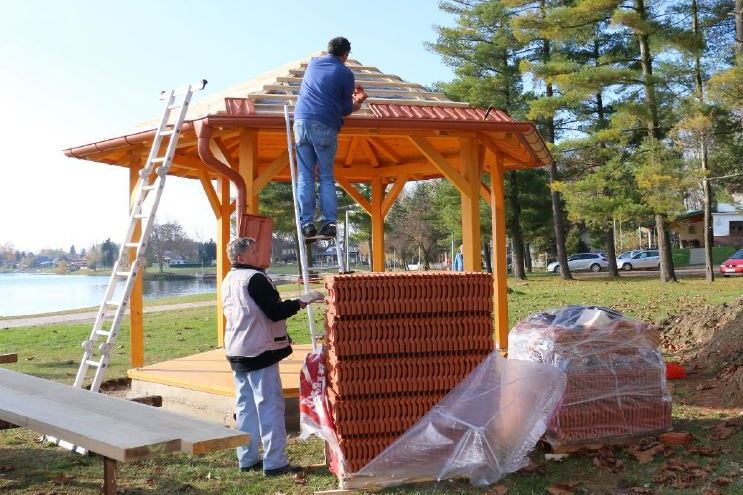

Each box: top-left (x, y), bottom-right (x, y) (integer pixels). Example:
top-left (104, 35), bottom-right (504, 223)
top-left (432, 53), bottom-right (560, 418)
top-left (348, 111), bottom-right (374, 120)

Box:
top-left (298, 291), bottom-right (325, 304)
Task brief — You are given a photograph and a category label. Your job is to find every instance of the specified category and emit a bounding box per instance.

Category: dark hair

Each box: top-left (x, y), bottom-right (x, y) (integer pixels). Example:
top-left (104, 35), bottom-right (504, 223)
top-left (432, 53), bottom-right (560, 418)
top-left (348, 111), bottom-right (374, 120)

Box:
top-left (328, 37), bottom-right (351, 57)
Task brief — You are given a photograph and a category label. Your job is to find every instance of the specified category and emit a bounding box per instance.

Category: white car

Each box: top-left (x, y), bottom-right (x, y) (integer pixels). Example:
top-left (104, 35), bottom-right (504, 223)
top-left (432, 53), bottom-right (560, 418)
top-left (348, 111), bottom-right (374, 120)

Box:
top-left (547, 253), bottom-right (609, 273)
top-left (616, 250), bottom-right (660, 271)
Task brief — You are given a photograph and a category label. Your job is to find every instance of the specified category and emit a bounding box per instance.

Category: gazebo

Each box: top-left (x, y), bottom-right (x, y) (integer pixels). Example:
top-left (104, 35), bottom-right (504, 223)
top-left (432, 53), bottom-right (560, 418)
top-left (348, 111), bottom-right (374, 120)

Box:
top-left (64, 54), bottom-right (552, 374)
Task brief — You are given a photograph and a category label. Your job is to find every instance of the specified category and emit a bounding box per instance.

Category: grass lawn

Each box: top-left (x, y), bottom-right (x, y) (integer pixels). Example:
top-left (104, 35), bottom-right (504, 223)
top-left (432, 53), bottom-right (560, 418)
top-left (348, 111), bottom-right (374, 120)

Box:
top-left (1, 274), bottom-right (741, 494)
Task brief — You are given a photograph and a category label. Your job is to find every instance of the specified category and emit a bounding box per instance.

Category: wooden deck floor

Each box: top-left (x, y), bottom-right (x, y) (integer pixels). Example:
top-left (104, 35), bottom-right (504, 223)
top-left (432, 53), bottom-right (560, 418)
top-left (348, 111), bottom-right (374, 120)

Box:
top-left (127, 345), bottom-right (313, 399)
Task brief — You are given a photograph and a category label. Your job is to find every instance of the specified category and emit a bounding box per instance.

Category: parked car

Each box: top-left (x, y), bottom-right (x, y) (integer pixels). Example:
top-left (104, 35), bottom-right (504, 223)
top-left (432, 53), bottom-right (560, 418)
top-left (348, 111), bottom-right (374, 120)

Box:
top-left (547, 253), bottom-right (609, 273)
top-left (616, 250), bottom-right (660, 271)
top-left (617, 250), bottom-right (641, 262)
top-left (720, 249), bottom-right (743, 277)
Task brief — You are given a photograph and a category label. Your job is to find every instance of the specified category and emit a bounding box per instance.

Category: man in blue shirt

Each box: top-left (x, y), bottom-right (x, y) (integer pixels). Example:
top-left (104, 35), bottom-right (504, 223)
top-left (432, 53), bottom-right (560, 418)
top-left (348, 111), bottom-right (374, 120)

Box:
top-left (294, 37), bottom-right (367, 239)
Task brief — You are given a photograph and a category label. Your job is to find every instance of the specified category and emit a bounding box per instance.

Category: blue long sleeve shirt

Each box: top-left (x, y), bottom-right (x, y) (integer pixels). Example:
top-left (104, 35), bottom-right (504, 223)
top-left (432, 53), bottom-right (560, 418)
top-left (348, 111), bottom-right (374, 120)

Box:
top-left (294, 54), bottom-right (355, 131)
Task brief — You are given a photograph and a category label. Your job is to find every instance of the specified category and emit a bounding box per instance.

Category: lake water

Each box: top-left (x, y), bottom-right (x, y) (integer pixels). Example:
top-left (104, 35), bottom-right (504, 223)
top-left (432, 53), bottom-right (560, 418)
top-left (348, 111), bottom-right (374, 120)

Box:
top-left (0, 273), bottom-right (216, 317)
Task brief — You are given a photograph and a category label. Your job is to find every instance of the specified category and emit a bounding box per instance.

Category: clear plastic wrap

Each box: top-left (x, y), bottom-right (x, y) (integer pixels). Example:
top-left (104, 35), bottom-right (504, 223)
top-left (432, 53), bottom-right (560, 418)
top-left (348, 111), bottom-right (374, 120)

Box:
top-left (508, 306), bottom-right (672, 447)
top-left (339, 352), bottom-right (567, 489)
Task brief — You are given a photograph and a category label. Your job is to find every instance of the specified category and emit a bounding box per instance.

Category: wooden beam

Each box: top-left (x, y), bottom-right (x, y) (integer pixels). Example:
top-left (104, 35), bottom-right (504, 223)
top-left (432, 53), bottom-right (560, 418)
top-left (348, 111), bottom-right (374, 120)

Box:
top-left (370, 177), bottom-right (385, 272)
top-left (409, 136), bottom-right (469, 194)
top-left (238, 130), bottom-right (259, 213)
top-left (367, 137), bottom-right (401, 164)
top-left (128, 147), bottom-right (145, 369)
top-left (199, 172), bottom-right (221, 218)
top-left (212, 137), bottom-right (238, 170)
top-left (254, 150), bottom-right (289, 193)
top-left (490, 152), bottom-right (509, 350)
top-left (216, 176), bottom-right (231, 347)
top-left (480, 181), bottom-right (492, 206)
top-left (460, 139), bottom-right (482, 272)
top-left (516, 132), bottom-right (543, 165)
top-left (344, 136), bottom-right (360, 166)
top-left (336, 177), bottom-right (372, 214)
top-left (360, 138), bottom-right (379, 167)
top-left (477, 132), bottom-right (529, 166)
top-left (382, 175), bottom-right (409, 217)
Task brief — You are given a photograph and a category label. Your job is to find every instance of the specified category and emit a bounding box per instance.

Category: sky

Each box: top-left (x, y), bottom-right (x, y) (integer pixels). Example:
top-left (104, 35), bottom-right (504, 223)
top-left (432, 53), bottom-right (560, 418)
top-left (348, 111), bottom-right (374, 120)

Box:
top-left (0, 1), bottom-right (456, 253)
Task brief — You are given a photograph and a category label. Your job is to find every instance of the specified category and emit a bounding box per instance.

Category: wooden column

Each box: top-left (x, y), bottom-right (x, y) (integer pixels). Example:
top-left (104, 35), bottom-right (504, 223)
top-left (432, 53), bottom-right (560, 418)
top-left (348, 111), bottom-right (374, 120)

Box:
top-left (370, 177), bottom-right (385, 272)
top-left (215, 176), bottom-right (231, 347)
top-left (239, 130), bottom-right (259, 214)
top-left (460, 139), bottom-right (482, 272)
top-left (490, 152), bottom-right (509, 350)
top-left (128, 148), bottom-right (145, 368)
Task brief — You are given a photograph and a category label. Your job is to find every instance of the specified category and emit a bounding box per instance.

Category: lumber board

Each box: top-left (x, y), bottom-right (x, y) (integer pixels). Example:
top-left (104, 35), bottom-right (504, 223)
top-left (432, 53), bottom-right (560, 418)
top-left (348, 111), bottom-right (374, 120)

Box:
top-left (276, 76), bottom-right (425, 89)
top-left (0, 353), bottom-right (18, 364)
top-left (0, 369), bottom-right (247, 462)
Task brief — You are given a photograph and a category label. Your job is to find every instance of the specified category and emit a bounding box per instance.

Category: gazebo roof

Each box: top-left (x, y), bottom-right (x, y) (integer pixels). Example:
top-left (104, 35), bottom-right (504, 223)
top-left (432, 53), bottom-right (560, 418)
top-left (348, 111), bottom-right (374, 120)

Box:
top-left (64, 53), bottom-right (552, 182)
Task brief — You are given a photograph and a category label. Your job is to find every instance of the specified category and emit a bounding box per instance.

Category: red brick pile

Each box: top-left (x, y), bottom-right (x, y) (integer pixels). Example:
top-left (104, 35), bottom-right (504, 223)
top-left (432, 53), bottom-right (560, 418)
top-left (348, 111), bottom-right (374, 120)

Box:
top-left (324, 272), bottom-right (494, 474)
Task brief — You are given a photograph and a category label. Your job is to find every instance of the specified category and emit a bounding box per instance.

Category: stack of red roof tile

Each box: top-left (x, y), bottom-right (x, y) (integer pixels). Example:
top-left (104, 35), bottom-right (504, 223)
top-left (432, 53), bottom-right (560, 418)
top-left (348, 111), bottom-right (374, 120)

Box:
top-left (508, 306), bottom-right (672, 449)
top-left (324, 272), bottom-right (494, 474)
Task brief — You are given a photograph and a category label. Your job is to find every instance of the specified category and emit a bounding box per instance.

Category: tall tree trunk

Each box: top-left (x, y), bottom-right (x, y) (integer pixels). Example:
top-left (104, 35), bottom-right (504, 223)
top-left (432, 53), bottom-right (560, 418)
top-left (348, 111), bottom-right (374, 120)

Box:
top-left (543, 38), bottom-right (573, 281)
top-left (482, 240), bottom-right (492, 273)
top-left (507, 171), bottom-right (527, 280)
top-left (605, 228), bottom-right (619, 277)
top-left (736, 0), bottom-right (743, 56)
top-left (524, 242), bottom-right (533, 273)
top-left (656, 215), bottom-right (677, 282)
top-left (692, 0), bottom-right (715, 282)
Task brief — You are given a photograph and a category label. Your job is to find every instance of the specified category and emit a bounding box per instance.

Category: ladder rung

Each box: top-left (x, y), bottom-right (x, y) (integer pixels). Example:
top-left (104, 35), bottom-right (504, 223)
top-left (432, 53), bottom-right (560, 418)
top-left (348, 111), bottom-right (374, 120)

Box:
top-left (106, 300), bottom-right (121, 307)
top-left (124, 242), bottom-right (139, 248)
top-left (134, 214), bottom-right (148, 219)
top-left (143, 184), bottom-right (158, 191)
top-left (160, 129), bottom-right (176, 137)
top-left (151, 157), bottom-right (166, 164)
top-left (85, 360), bottom-right (102, 368)
top-left (95, 330), bottom-right (111, 337)
top-left (115, 271), bottom-right (131, 277)
top-left (167, 104), bottom-right (181, 110)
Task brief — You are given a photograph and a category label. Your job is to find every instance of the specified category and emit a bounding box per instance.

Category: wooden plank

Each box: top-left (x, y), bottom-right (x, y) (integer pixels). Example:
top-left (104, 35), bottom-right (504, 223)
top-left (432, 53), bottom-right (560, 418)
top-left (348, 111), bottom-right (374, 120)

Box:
top-left (199, 172), bottom-right (222, 217)
top-left (128, 149), bottom-right (145, 369)
top-left (367, 137), bottom-right (401, 164)
top-left (336, 177), bottom-right (372, 214)
top-left (478, 132), bottom-right (529, 166)
top-left (276, 76), bottom-right (425, 89)
top-left (460, 139), bottom-right (482, 272)
top-left (490, 152), bottom-right (509, 350)
top-left (360, 138), bottom-right (379, 167)
top-left (344, 136), bottom-right (360, 166)
top-left (0, 353), bottom-right (18, 364)
top-left (409, 136), bottom-right (469, 194)
top-left (0, 369), bottom-right (248, 461)
top-left (382, 175), bottom-right (409, 217)
top-left (254, 150), bottom-right (289, 193)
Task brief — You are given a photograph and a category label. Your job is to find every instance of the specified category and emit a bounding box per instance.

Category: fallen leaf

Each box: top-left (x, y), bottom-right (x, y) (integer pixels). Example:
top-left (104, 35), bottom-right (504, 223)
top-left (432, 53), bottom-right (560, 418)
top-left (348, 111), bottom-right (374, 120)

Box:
top-left (487, 485), bottom-right (508, 495)
top-left (696, 382), bottom-right (715, 391)
top-left (292, 474), bottom-right (307, 486)
top-left (145, 478), bottom-right (155, 486)
top-left (628, 443), bottom-right (665, 464)
top-left (708, 423), bottom-right (735, 441)
top-left (51, 474), bottom-right (74, 485)
top-left (547, 482), bottom-right (578, 495)
top-left (659, 431), bottom-right (692, 446)
top-left (688, 445), bottom-right (721, 456)
top-left (714, 476), bottom-right (733, 485)
top-left (629, 488), bottom-right (653, 494)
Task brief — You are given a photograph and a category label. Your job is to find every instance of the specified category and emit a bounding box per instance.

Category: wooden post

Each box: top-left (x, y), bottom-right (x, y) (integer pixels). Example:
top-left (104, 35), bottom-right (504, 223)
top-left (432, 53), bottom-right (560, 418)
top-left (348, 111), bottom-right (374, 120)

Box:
top-left (0, 353), bottom-right (18, 364)
top-left (128, 148), bottom-right (145, 368)
top-left (490, 152), bottom-right (509, 350)
top-left (239, 130), bottom-right (259, 214)
top-left (460, 139), bottom-right (482, 272)
top-left (216, 176), bottom-right (231, 347)
top-left (103, 457), bottom-right (116, 495)
top-left (370, 177), bottom-right (385, 272)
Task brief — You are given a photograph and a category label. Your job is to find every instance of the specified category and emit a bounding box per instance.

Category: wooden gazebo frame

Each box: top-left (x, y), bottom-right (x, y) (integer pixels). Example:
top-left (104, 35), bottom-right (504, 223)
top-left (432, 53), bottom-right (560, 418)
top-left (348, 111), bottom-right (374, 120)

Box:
top-left (64, 54), bottom-right (552, 366)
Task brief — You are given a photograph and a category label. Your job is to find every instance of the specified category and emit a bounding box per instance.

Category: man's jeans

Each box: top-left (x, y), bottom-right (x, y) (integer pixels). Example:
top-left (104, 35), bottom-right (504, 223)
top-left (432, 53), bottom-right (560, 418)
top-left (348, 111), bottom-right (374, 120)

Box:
top-left (233, 364), bottom-right (288, 470)
top-left (294, 119), bottom-right (338, 227)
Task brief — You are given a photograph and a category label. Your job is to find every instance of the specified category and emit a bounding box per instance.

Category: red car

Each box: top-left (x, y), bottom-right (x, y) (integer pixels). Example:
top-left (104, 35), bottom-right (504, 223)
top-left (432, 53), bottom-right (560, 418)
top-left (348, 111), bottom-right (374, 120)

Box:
top-left (720, 249), bottom-right (743, 277)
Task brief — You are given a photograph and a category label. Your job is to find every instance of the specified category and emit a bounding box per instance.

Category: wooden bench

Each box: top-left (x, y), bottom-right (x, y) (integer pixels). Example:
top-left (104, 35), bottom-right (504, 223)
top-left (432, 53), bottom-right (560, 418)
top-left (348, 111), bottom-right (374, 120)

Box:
top-left (0, 368), bottom-right (248, 494)
top-left (0, 353), bottom-right (17, 364)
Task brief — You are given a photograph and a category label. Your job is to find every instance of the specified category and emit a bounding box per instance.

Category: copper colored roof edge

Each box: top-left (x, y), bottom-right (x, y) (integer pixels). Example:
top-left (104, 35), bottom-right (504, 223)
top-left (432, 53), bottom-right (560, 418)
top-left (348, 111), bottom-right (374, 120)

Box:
top-left (62, 114), bottom-right (548, 163)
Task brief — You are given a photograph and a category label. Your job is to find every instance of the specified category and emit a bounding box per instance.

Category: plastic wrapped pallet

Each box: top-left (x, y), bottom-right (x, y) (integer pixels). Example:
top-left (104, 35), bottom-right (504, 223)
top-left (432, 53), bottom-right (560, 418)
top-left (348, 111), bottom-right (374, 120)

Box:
top-left (508, 305), bottom-right (672, 448)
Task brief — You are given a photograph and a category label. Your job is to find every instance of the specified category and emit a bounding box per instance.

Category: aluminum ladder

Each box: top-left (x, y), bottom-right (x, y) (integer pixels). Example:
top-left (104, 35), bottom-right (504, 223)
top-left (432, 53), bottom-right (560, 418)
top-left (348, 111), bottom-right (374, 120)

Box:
top-left (283, 105), bottom-right (347, 352)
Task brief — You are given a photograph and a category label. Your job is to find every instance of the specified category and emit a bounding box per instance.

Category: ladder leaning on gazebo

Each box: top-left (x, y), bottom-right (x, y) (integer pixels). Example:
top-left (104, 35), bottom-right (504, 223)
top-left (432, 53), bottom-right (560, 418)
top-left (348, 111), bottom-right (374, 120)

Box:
top-left (75, 81), bottom-right (207, 393)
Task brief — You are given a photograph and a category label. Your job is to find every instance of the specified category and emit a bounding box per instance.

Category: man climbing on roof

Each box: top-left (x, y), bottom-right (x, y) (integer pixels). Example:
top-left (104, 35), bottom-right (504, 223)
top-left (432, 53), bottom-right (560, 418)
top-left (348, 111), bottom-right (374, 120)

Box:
top-left (294, 36), bottom-right (368, 240)
top-left (221, 237), bottom-right (322, 476)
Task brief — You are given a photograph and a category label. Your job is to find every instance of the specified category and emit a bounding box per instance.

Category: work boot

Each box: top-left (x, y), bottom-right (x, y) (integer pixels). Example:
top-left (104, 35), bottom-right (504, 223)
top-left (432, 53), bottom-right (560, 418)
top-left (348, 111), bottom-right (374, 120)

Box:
top-left (263, 464), bottom-right (301, 477)
top-left (318, 222), bottom-right (337, 238)
top-left (301, 223), bottom-right (317, 238)
top-left (239, 460), bottom-right (263, 472)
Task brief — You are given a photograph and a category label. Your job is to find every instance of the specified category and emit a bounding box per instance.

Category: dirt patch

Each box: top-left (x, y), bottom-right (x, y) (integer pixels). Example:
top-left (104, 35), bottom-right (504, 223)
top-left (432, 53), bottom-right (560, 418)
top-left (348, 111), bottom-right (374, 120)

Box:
top-left (660, 297), bottom-right (743, 405)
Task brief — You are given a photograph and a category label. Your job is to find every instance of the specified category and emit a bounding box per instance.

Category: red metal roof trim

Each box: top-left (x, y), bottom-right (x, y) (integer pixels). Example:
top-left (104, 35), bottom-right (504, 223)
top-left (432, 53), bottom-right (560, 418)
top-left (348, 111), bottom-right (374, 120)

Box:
top-left (368, 103), bottom-right (513, 123)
